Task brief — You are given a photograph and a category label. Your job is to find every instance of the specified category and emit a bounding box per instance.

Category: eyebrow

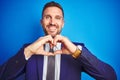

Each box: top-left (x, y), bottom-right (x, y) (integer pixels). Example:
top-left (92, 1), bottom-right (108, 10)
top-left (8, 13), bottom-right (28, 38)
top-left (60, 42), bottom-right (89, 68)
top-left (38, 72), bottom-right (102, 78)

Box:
top-left (43, 14), bottom-right (63, 19)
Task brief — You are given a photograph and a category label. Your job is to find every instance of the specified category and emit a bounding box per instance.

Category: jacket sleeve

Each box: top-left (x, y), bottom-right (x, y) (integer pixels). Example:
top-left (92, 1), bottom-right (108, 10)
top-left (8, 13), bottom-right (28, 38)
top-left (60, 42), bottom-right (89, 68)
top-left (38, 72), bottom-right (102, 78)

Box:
top-left (75, 43), bottom-right (117, 80)
top-left (0, 44), bottom-right (29, 80)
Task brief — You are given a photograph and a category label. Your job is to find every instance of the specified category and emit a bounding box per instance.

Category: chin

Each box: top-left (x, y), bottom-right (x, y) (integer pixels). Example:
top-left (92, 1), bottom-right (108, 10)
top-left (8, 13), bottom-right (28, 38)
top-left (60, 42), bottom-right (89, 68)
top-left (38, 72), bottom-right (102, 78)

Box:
top-left (48, 32), bottom-right (59, 38)
top-left (51, 35), bottom-right (56, 38)
top-left (50, 33), bottom-right (58, 38)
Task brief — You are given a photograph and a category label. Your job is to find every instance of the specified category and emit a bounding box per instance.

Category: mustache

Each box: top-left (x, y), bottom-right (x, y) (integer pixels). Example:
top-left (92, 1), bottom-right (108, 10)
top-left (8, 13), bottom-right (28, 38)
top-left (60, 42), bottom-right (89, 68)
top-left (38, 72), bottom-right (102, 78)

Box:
top-left (47, 23), bottom-right (57, 27)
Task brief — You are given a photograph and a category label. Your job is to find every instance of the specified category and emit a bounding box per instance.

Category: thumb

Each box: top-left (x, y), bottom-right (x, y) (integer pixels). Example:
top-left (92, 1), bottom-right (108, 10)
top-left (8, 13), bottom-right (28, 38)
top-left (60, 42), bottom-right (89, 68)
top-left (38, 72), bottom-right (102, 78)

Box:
top-left (54, 49), bottom-right (70, 55)
top-left (54, 50), bottom-right (63, 54)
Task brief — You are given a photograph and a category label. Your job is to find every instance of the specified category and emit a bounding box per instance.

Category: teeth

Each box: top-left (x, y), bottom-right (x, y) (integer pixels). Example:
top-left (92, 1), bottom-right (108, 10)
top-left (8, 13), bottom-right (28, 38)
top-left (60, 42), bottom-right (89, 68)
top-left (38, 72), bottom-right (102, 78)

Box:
top-left (49, 27), bottom-right (56, 30)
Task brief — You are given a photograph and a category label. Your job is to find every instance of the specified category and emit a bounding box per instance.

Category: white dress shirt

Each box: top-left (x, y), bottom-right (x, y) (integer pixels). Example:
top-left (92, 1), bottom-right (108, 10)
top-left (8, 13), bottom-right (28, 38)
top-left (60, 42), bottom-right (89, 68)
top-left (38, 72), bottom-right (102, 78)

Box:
top-left (42, 43), bottom-right (82, 80)
top-left (25, 42), bottom-right (82, 80)
top-left (42, 43), bottom-right (61, 80)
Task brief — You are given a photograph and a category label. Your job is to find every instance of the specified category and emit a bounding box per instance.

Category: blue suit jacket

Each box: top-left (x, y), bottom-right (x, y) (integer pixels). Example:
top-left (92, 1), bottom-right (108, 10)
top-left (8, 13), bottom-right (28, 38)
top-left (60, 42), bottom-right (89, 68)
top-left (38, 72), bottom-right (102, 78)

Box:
top-left (0, 43), bottom-right (117, 80)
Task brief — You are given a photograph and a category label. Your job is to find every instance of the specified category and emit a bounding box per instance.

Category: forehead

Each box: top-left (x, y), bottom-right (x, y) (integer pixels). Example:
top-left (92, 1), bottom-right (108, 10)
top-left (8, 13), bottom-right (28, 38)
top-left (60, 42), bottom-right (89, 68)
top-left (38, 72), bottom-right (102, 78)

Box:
top-left (43, 7), bottom-right (63, 17)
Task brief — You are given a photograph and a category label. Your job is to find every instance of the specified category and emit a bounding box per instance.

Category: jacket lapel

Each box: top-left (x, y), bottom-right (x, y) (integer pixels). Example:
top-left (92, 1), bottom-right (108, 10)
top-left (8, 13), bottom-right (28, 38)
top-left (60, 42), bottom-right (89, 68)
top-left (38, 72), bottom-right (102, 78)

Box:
top-left (36, 55), bottom-right (44, 80)
top-left (26, 55), bottom-right (44, 80)
top-left (60, 55), bottom-right (68, 80)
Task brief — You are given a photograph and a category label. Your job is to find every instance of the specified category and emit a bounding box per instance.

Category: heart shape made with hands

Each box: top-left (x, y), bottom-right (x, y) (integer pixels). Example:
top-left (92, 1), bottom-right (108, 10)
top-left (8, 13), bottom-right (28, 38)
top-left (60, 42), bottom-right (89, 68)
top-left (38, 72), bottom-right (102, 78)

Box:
top-left (27, 35), bottom-right (76, 56)
top-left (48, 42), bottom-right (70, 55)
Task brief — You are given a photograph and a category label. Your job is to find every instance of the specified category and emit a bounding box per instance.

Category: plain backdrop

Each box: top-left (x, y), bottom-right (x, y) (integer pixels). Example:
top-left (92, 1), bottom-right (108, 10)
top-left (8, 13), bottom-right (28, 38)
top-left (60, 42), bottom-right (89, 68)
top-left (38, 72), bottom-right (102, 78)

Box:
top-left (0, 0), bottom-right (120, 80)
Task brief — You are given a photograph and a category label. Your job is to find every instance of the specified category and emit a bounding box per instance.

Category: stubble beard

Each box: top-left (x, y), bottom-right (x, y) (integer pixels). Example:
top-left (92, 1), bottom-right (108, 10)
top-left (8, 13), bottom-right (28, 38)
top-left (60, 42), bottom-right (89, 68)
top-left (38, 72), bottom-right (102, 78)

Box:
top-left (43, 28), bottom-right (62, 38)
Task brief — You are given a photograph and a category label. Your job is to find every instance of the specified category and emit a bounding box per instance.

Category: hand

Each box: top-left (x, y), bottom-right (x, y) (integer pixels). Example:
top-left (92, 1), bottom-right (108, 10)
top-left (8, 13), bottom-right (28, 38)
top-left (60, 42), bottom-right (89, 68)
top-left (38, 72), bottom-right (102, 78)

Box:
top-left (24, 35), bottom-right (77, 59)
top-left (53, 35), bottom-right (77, 55)
top-left (24, 35), bottom-right (55, 59)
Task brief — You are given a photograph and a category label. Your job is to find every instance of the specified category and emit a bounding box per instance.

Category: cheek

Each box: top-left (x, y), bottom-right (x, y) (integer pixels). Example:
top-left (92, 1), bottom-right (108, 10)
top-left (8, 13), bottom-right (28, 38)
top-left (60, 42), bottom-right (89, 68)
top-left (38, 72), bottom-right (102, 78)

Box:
top-left (57, 27), bottom-right (62, 32)
top-left (59, 21), bottom-right (64, 28)
top-left (42, 23), bottom-right (48, 29)
top-left (42, 20), bottom-right (49, 25)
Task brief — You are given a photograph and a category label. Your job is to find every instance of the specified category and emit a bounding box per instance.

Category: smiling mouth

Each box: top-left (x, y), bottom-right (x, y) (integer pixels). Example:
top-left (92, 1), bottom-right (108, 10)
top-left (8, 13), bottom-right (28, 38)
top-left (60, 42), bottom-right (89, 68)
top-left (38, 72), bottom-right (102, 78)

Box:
top-left (48, 26), bottom-right (57, 31)
top-left (48, 28), bottom-right (57, 37)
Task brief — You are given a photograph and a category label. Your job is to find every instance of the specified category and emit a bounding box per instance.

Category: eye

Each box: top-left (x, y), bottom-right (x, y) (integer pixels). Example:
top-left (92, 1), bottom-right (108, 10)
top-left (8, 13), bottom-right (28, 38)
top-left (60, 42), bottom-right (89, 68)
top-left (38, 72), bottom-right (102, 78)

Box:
top-left (55, 16), bottom-right (63, 20)
top-left (44, 15), bottom-right (51, 20)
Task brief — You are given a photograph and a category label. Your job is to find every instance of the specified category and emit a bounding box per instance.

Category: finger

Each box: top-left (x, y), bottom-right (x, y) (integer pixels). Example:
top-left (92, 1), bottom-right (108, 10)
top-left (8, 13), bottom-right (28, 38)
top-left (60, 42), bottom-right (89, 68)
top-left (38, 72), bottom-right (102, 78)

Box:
top-left (47, 35), bottom-right (53, 44)
top-left (45, 35), bottom-right (55, 48)
top-left (53, 35), bottom-right (58, 45)
top-left (54, 48), bottom-right (71, 55)
top-left (44, 52), bottom-right (55, 56)
top-left (44, 35), bottom-right (54, 44)
top-left (54, 50), bottom-right (63, 54)
top-left (53, 35), bottom-right (62, 45)
top-left (36, 51), bottom-right (55, 56)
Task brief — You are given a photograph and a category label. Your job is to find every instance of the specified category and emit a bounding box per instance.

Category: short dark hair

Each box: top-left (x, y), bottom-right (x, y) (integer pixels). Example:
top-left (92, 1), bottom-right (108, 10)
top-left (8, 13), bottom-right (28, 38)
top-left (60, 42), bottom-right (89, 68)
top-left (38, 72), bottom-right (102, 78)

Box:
top-left (42, 1), bottom-right (64, 18)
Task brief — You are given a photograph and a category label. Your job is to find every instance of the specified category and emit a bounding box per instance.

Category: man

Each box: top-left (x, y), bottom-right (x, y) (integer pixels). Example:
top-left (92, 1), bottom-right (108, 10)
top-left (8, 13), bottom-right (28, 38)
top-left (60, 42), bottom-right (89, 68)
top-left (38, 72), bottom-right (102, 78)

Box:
top-left (0, 1), bottom-right (117, 80)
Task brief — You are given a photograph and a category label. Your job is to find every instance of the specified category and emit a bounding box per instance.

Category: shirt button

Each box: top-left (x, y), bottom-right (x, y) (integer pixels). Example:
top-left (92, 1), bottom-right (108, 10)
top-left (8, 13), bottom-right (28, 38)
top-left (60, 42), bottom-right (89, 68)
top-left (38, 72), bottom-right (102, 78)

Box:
top-left (15, 60), bottom-right (18, 63)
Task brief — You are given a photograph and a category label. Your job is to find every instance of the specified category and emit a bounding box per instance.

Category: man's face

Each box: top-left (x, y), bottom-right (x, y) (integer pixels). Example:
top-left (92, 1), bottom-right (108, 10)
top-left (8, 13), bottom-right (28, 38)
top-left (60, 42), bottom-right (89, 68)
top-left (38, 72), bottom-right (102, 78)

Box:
top-left (41, 7), bottom-right (64, 37)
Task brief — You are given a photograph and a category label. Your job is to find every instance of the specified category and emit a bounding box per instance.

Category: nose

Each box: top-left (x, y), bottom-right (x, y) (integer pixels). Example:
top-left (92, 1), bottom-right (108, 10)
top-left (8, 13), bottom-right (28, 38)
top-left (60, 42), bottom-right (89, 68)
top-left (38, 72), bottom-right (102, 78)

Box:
top-left (49, 18), bottom-right (55, 25)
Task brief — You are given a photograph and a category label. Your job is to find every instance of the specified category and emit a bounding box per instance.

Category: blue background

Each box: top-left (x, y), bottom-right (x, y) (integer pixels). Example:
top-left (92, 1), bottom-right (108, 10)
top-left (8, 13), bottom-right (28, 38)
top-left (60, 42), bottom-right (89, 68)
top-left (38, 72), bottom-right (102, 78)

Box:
top-left (0, 0), bottom-right (120, 79)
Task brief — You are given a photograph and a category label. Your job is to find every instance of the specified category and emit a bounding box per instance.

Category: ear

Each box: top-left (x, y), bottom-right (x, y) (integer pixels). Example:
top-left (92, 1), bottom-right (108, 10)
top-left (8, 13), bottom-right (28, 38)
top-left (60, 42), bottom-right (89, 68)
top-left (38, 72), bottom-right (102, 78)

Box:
top-left (62, 20), bottom-right (64, 28)
top-left (40, 19), bottom-right (43, 26)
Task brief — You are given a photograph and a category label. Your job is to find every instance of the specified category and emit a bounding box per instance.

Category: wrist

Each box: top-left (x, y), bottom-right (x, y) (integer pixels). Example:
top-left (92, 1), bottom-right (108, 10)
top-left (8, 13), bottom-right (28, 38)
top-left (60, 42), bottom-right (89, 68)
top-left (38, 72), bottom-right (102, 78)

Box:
top-left (72, 47), bottom-right (81, 59)
top-left (24, 47), bottom-right (33, 60)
